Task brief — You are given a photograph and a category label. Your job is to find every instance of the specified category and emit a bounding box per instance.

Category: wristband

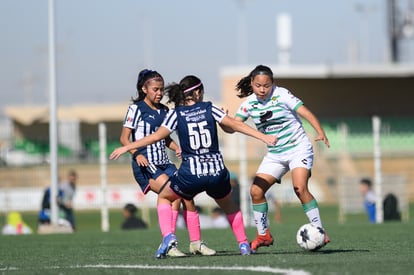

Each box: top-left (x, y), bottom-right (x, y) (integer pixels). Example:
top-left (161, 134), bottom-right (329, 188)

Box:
top-left (132, 151), bottom-right (140, 160)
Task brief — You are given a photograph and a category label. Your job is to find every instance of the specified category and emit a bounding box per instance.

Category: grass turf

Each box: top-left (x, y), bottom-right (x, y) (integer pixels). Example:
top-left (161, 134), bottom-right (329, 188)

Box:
top-left (0, 204), bottom-right (413, 275)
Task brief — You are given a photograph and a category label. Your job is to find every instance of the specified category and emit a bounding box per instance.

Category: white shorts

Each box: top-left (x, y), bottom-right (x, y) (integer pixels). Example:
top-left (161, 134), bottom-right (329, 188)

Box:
top-left (256, 142), bottom-right (314, 182)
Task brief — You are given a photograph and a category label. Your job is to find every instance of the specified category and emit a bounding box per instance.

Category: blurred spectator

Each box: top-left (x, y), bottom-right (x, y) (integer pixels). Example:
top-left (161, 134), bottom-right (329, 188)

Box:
top-left (359, 178), bottom-right (376, 223)
top-left (60, 169), bottom-right (78, 230)
top-left (121, 203), bottom-right (148, 230)
top-left (383, 193), bottom-right (401, 221)
top-left (2, 211), bottom-right (32, 235)
top-left (38, 186), bottom-right (70, 226)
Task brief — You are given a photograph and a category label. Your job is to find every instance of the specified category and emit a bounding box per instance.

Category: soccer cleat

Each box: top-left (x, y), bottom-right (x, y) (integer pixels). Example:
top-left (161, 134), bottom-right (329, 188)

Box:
top-left (316, 229), bottom-right (330, 250)
top-left (250, 229), bottom-right (274, 253)
top-left (239, 242), bottom-right (251, 255)
top-left (167, 246), bottom-right (186, 257)
top-left (189, 240), bottom-right (216, 256)
top-left (323, 231), bottom-right (331, 246)
top-left (155, 233), bottom-right (177, 259)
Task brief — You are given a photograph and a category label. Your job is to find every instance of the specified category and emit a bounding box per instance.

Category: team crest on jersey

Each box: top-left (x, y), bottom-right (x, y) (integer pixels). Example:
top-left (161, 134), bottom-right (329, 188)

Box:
top-left (127, 116), bottom-right (133, 122)
top-left (271, 96), bottom-right (278, 106)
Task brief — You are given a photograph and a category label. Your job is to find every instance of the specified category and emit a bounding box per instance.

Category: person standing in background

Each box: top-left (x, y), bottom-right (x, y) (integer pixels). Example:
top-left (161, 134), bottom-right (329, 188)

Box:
top-left (359, 178), bottom-right (376, 223)
top-left (60, 169), bottom-right (77, 231)
top-left (121, 203), bottom-right (148, 230)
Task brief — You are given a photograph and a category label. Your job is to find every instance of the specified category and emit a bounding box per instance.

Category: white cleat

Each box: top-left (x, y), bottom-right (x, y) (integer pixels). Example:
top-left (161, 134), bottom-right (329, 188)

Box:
top-left (189, 240), bottom-right (216, 256)
top-left (167, 246), bottom-right (186, 257)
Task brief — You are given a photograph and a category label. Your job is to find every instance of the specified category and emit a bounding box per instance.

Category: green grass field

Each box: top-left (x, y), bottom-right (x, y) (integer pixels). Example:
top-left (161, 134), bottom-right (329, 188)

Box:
top-left (1, 204), bottom-right (413, 275)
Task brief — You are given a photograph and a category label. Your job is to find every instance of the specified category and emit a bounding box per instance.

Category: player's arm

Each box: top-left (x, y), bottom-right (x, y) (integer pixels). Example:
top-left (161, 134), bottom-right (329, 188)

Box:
top-left (219, 122), bottom-right (235, 133)
top-left (110, 126), bottom-right (170, 160)
top-left (120, 127), bottom-right (136, 153)
top-left (165, 136), bottom-right (181, 159)
top-left (219, 115), bottom-right (247, 133)
top-left (217, 106), bottom-right (236, 133)
top-left (219, 115), bottom-right (277, 146)
top-left (296, 105), bottom-right (330, 148)
top-left (218, 106), bottom-right (248, 134)
top-left (165, 136), bottom-right (177, 150)
top-left (120, 126), bottom-right (150, 165)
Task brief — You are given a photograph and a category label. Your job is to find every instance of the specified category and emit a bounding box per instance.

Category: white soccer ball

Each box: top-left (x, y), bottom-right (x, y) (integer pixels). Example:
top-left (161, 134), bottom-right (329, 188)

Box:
top-left (296, 223), bottom-right (325, 251)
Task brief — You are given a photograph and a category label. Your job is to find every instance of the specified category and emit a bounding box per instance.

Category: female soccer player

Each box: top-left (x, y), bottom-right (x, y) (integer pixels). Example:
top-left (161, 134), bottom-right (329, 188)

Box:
top-left (234, 65), bottom-right (330, 253)
top-left (111, 75), bottom-right (277, 258)
top-left (120, 69), bottom-right (215, 257)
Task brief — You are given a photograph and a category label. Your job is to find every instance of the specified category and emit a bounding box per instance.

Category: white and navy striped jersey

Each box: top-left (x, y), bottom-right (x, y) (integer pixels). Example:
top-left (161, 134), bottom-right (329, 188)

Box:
top-left (123, 101), bottom-right (171, 165)
top-left (235, 86), bottom-right (311, 154)
top-left (162, 101), bottom-right (226, 177)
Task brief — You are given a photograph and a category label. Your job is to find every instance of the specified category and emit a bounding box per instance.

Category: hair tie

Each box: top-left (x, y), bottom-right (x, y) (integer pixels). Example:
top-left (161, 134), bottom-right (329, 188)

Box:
top-left (142, 69), bottom-right (154, 76)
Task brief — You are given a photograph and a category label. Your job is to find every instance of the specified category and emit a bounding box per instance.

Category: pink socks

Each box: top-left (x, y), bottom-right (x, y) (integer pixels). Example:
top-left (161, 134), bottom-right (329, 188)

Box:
top-left (227, 211), bottom-right (248, 245)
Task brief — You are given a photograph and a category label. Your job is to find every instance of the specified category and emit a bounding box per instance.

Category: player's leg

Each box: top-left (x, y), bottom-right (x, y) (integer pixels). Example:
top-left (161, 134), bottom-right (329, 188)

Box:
top-left (214, 194), bottom-right (251, 255)
top-left (150, 173), bottom-right (187, 257)
top-left (291, 167), bottom-right (330, 244)
top-left (290, 144), bottom-right (330, 245)
top-left (250, 174), bottom-right (276, 252)
top-left (155, 182), bottom-right (182, 258)
top-left (249, 153), bottom-right (286, 252)
top-left (208, 170), bottom-right (250, 255)
top-left (181, 199), bottom-right (216, 256)
top-left (171, 198), bottom-right (181, 233)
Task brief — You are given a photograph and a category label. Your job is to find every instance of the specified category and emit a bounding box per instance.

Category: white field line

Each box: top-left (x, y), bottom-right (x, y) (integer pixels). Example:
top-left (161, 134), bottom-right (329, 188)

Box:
top-left (1, 263), bottom-right (311, 274)
top-left (70, 264), bottom-right (311, 275)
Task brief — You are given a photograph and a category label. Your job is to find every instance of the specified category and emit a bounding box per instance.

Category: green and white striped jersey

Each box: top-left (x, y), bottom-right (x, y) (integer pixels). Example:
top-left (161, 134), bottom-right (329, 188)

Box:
top-left (235, 86), bottom-right (311, 154)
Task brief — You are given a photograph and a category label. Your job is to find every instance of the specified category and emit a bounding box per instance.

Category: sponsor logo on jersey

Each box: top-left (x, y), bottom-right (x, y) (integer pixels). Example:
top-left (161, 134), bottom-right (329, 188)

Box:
top-left (265, 124), bottom-right (282, 132)
top-left (259, 110), bottom-right (273, 123)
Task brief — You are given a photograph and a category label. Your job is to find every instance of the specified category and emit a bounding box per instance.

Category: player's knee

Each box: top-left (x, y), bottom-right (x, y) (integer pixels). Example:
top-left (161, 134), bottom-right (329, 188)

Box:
top-left (250, 185), bottom-right (265, 201)
top-left (294, 185), bottom-right (310, 198)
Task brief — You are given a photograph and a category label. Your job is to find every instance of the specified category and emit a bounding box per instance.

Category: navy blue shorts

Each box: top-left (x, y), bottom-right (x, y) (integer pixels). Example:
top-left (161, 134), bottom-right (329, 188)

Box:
top-left (169, 168), bottom-right (231, 201)
top-left (131, 160), bottom-right (177, 194)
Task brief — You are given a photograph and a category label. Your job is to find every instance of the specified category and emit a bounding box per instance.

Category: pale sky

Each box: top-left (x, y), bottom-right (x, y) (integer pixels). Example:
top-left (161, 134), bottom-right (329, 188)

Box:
top-left (1, 0), bottom-right (413, 118)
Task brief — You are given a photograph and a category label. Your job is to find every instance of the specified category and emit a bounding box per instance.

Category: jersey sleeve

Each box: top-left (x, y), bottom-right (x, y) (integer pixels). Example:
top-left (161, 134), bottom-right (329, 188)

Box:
top-left (161, 109), bottom-right (176, 132)
top-left (279, 87), bottom-right (303, 111)
top-left (123, 104), bottom-right (140, 129)
top-left (234, 99), bottom-right (250, 122)
top-left (211, 104), bottom-right (227, 123)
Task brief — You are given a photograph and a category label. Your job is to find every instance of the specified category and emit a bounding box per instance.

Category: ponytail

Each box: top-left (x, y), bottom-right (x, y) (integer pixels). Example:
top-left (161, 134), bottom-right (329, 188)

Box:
top-left (165, 75), bottom-right (203, 107)
top-left (235, 65), bottom-right (274, 98)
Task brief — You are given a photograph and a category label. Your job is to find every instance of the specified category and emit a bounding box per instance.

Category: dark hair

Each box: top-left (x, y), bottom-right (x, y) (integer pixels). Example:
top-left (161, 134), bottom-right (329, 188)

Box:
top-left (124, 203), bottom-right (137, 215)
top-left (132, 69), bottom-right (164, 102)
top-left (165, 75), bottom-right (204, 107)
top-left (235, 65), bottom-right (274, 98)
top-left (67, 169), bottom-right (77, 177)
top-left (360, 178), bottom-right (372, 187)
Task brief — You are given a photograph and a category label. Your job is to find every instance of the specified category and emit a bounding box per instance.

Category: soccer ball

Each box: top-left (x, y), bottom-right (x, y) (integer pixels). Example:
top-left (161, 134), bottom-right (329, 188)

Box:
top-left (296, 223), bottom-right (325, 251)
